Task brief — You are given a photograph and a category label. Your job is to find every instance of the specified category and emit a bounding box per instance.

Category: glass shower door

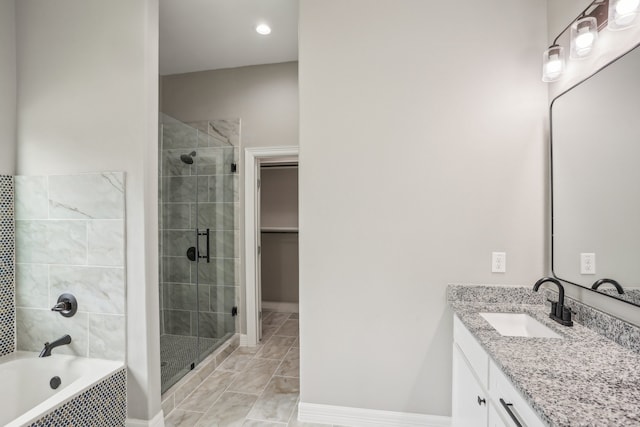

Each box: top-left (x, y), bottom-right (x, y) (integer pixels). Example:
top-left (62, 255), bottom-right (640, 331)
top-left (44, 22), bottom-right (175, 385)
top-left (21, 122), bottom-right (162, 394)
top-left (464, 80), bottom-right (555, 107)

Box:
top-left (159, 115), bottom-right (201, 393)
top-left (159, 114), bottom-right (238, 393)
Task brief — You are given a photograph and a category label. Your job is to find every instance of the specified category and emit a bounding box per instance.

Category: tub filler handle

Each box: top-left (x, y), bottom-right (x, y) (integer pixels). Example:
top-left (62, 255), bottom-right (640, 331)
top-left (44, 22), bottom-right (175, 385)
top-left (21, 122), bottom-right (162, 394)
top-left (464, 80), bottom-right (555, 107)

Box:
top-left (51, 293), bottom-right (78, 318)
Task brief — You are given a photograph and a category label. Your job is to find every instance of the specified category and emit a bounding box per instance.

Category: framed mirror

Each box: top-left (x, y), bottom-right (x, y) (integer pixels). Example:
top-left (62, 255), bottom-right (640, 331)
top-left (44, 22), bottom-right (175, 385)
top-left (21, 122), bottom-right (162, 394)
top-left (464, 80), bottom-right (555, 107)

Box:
top-left (551, 43), bottom-right (640, 306)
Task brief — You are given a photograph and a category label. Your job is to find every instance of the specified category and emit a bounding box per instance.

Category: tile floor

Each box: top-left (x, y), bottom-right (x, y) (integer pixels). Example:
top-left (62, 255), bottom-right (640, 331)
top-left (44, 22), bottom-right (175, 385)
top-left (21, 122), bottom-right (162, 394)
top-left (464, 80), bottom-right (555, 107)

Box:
top-left (165, 311), bottom-right (330, 427)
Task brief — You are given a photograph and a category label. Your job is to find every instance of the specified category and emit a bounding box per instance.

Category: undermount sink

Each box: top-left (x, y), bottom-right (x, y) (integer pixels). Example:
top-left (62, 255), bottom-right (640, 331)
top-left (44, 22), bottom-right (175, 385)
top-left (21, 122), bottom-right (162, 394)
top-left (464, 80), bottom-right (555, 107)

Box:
top-left (480, 312), bottom-right (562, 339)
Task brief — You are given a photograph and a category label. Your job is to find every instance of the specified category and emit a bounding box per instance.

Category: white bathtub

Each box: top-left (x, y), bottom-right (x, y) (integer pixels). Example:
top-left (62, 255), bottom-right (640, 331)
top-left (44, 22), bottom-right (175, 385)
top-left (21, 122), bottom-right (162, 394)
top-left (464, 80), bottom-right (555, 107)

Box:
top-left (0, 351), bottom-right (124, 427)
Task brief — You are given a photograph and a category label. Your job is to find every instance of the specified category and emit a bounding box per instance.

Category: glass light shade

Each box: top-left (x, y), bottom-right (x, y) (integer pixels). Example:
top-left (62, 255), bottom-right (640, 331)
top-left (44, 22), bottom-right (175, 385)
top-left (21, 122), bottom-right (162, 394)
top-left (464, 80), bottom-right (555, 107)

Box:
top-left (608, 0), bottom-right (640, 30)
top-left (542, 46), bottom-right (565, 82)
top-left (570, 17), bottom-right (598, 59)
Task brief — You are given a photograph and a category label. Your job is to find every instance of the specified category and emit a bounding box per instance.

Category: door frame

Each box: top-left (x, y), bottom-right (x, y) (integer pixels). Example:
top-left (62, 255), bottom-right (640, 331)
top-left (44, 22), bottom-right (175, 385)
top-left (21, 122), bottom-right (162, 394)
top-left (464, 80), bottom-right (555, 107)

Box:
top-left (244, 146), bottom-right (299, 346)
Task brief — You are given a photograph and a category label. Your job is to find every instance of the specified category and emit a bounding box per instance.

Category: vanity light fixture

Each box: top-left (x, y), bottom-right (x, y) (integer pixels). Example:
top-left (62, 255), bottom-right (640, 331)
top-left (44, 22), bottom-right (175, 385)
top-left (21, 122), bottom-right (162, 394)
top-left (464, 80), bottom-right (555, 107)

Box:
top-left (608, 0), bottom-right (640, 30)
top-left (255, 23), bottom-right (272, 35)
top-left (542, 45), bottom-right (565, 82)
top-left (570, 17), bottom-right (598, 58)
top-left (542, 0), bottom-right (609, 81)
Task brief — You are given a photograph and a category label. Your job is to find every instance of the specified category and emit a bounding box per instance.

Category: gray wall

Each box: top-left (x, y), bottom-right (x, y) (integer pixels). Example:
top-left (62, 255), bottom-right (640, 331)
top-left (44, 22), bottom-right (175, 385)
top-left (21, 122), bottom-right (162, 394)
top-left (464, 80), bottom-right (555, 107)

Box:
top-left (299, 0), bottom-right (548, 416)
top-left (161, 62), bottom-right (299, 148)
top-left (0, 0), bottom-right (16, 175)
top-left (261, 167), bottom-right (299, 303)
top-left (15, 0), bottom-right (161, 421)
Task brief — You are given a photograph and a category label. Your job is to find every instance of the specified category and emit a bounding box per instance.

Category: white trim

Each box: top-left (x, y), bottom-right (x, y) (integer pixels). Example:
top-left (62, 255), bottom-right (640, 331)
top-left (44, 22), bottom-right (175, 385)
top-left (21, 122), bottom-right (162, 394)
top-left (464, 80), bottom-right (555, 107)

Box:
top-left (298, 402), bottom-right (451, 427)
top-left (126, 411), bottom-right (165, 427)
top-left (244, 146), bottom-right (299, 346)
top-left (239, 334), bottom-right (249, 346)
top-left (262, 301), bottom-right (299, 313)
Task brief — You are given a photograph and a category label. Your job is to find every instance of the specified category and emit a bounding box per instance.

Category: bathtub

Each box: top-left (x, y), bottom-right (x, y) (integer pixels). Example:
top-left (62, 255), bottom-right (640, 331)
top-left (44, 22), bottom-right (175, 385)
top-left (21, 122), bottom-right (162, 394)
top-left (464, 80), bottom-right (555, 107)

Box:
top-left (0, 351), bottom-right (125, 427)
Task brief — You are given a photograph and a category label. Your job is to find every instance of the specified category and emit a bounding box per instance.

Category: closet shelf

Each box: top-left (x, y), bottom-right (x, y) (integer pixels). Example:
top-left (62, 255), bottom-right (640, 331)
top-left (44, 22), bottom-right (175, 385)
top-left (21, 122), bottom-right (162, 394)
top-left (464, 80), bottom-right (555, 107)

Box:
top-left (261, 227), bottom-right (299, 233)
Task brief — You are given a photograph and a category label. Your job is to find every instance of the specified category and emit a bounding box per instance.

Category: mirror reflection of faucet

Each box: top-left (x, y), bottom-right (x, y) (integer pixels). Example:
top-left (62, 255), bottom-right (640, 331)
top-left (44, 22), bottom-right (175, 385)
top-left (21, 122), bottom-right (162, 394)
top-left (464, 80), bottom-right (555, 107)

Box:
top-left (591, 278), bottom-right (624, 294)
top-left (533, 277), bottom-right (574, 326)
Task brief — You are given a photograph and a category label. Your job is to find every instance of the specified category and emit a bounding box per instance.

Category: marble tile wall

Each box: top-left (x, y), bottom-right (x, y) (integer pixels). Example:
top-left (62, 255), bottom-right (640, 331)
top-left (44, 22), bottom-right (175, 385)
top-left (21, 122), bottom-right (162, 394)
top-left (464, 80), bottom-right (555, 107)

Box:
top-left (0, 175), bottom-right (14, 357)
top-left (14, 173), bottom-right (126, 361)
top-left (160, 116), bottom-right (239, 340)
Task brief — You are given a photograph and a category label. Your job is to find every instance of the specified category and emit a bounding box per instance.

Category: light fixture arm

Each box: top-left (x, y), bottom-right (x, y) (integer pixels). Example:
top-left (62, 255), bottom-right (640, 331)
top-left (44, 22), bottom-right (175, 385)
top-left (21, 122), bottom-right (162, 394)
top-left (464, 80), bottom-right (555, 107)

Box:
top-left (551, 0), bottom-right (608, 46)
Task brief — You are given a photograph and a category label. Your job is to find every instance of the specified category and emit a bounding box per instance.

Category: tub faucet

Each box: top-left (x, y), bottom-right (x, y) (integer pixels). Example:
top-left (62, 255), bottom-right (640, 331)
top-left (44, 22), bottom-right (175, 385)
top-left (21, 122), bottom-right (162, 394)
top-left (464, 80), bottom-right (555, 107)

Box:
top-left (592, 278), bottom-right (624, 294)
top-left (39, 334), bottom-right (72, 357)
top-left (533, 277), bottom-right (573, 327)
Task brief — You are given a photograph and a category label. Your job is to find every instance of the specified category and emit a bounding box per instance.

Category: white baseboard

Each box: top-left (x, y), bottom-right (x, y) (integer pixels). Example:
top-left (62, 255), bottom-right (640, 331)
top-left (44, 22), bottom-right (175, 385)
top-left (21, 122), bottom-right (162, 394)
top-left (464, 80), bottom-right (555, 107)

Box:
top-left (240, 334), bottom-right (248, 346)
top-left (126, 410), bottom-right (165, 427)
top-left (298, 402), bottom-right (451, 427)
top-left (262, 301), bottom-right (299, 313)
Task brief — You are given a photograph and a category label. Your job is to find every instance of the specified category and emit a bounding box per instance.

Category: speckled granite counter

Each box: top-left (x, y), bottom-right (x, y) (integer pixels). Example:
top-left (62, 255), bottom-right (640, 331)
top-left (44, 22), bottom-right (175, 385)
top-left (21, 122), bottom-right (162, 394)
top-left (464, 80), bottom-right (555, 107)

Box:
top-left (448, 284), bottom-right (640, 427)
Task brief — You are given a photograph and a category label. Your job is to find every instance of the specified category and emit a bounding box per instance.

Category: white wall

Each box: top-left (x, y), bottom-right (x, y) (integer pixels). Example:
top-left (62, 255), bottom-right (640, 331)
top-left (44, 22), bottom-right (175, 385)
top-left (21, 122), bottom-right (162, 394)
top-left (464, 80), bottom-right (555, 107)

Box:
top-left (15, 0), bottom-right (161, 422)
top-left (0, 0), bottom-right (16, 175)
top-left (299, 0), bottom-right (548, 416)
top-left (161, 62), bottom-right (299, 148)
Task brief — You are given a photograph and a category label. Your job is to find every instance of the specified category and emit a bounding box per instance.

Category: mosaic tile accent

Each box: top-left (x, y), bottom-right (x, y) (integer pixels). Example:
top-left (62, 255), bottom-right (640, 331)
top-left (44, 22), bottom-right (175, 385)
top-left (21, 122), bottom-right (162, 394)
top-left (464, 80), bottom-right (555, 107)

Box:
top-left (29, 368), bottom-right (126, 427)
top-left (0, 175), bottom-right (14, 357)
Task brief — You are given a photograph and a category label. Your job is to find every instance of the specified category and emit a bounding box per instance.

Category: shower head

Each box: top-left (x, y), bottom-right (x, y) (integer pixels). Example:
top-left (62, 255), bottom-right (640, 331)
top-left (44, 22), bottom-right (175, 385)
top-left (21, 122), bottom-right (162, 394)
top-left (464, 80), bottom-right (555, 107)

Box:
top-left (180, 151), bottom-right (196, 165)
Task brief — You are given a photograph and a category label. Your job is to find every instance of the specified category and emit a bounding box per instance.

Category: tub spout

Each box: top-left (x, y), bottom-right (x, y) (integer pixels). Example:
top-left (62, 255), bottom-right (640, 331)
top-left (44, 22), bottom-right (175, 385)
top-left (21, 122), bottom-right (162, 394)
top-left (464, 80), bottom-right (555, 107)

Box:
top-left (39, 334), bottom-right (72, 357)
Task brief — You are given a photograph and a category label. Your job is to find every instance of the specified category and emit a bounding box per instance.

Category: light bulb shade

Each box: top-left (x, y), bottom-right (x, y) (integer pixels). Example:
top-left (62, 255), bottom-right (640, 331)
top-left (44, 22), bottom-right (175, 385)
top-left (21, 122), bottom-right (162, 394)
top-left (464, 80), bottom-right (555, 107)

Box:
top-left (542, 46), bottom-right (565, 82)
top-left (570, 17), bottom-right (598, 59)
top-left (608, 0), bottom-right (640, 30)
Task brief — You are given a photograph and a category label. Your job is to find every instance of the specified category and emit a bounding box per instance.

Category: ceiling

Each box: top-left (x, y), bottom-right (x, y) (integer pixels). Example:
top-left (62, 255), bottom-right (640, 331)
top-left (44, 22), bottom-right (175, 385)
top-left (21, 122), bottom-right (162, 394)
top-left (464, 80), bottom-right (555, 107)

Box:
top-left (159, 0), bottom-right (299, 76)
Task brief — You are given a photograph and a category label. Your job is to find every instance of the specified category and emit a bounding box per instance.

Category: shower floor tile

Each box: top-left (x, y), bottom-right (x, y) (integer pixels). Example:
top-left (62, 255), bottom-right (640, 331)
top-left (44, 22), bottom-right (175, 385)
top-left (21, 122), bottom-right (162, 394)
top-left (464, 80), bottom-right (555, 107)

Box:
top-left (160, 334), bottom-right (225, 391)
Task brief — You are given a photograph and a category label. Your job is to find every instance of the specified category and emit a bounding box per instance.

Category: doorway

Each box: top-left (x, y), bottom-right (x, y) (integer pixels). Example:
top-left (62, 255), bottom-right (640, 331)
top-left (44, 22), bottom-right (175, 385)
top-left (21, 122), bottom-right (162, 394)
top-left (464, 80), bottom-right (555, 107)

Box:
top-left (244, 146), bottom-right (299, 346)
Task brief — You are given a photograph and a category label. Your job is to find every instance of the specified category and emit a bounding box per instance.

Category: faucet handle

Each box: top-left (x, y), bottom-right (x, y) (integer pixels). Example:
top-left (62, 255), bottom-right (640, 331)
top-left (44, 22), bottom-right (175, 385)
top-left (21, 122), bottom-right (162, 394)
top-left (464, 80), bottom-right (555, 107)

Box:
top-left (561, 307), bottom-right (574, 325)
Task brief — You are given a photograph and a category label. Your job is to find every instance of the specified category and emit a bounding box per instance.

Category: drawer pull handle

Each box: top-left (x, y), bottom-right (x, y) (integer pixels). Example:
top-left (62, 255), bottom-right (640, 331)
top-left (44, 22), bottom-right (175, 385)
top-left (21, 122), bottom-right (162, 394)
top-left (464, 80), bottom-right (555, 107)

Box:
top-left (477, 396), bottom-right (486, 406)
top-left (500, 398), bottom-right (523, 427)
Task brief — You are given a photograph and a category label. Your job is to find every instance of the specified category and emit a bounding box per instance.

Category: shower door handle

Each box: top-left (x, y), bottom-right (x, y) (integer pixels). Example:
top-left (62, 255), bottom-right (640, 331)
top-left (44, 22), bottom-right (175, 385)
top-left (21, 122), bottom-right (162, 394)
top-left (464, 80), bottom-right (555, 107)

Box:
top-left (197, 228), bottom-right (211, 263)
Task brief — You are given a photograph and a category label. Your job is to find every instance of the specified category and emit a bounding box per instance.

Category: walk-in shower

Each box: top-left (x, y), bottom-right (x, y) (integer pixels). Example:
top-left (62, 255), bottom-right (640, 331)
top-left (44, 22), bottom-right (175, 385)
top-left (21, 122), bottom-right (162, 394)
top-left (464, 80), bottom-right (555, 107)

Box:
top-left (158, 114), bottom-right (240, 393)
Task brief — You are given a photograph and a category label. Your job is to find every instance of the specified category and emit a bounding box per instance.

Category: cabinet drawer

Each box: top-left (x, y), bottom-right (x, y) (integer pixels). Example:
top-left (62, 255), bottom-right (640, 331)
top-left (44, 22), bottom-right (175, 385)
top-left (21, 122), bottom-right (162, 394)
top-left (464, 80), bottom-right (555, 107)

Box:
top-left (489, 360), bottom-right (545, 427)
top-left (453, 314), bottom-right (488, 388)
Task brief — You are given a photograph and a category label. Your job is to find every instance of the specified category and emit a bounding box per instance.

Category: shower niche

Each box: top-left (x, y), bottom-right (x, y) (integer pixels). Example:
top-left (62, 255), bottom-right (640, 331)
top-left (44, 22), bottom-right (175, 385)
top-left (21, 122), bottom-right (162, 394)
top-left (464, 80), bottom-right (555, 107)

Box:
top-left (158, 113), bottom-right (239, 392)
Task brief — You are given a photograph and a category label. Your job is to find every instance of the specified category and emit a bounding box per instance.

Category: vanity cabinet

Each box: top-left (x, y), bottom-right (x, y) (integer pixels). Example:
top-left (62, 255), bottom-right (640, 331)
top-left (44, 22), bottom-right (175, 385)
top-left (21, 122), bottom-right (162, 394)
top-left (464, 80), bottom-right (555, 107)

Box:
top-left (452, 315), bottom-right (546, 427)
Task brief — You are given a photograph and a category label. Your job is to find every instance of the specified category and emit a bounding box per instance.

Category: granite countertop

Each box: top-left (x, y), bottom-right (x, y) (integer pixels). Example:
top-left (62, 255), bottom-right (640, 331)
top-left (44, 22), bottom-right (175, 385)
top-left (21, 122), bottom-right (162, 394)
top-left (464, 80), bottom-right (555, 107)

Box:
top-left (450, 290), bottom-right (640, 427)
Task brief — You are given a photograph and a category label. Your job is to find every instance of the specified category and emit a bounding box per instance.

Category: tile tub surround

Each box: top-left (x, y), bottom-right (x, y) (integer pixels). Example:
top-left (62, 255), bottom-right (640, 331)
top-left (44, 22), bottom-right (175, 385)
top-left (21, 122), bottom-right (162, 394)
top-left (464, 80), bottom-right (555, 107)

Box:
top-left (28, 367), bottom-right (126, 427)
top-left (14, 173), bottom-right (126, 361)
top-left (449, 285), bottom-right (640, 426)
top-left (0, 175), bottom-right (14, 357)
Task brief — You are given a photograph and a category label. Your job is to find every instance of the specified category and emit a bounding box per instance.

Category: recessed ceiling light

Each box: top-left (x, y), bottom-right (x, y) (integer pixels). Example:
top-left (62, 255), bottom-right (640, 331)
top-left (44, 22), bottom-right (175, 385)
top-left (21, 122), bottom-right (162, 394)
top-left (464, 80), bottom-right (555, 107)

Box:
top-left (256, 24), bottom-right (271, 35)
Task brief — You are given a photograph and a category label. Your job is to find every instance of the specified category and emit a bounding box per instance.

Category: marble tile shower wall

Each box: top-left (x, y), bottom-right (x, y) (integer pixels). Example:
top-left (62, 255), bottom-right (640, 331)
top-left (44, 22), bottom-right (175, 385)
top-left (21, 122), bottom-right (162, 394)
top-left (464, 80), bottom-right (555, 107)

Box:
top-left (14, 173), bottom-right (126, 361)
top-left (160, 118), bottom-right (240, 339)
top-left (0, 175), bottom-right (14, 357)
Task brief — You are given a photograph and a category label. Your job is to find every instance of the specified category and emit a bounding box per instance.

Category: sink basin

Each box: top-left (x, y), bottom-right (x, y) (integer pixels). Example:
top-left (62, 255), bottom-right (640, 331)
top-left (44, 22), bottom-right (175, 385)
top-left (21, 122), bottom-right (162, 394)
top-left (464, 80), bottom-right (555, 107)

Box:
top-left (479, 313), bottom-right (562, 338)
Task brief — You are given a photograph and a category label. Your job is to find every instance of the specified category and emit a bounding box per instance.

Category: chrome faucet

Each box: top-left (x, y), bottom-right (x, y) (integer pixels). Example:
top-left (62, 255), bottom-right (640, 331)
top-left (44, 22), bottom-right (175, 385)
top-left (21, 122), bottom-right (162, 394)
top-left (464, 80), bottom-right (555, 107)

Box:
top-left (39, 334), bottom-right (72, 357)
top-left (533, 277), bottom-right (573, 326)
top-left (592, 278), bottom-right (624, 294)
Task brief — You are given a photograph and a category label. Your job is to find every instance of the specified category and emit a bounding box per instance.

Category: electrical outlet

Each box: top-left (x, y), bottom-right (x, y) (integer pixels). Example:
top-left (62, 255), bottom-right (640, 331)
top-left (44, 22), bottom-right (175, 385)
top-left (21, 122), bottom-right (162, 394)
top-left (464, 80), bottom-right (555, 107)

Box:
top-left (492, 252), bottom-right (506, 273)
top-left (580, 253), bottom-right (596, 275)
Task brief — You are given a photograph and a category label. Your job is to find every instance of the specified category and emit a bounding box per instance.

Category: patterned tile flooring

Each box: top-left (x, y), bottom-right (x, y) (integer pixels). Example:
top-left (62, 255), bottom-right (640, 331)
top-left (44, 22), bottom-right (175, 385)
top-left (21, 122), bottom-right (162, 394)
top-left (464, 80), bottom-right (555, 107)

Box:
top-left (165, 311), bottom-right (331, 427)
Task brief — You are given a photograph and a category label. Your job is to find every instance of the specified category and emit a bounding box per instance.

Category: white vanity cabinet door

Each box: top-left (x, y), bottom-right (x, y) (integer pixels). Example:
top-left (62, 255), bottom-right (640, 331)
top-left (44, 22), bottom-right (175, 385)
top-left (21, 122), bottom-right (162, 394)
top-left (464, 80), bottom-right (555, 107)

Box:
top-left (452, 343), bottom-right (489, 427)
top-left (489, 403), bottom-right (509, 427)
top-left (489, 360), bottom-right (546, 427)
